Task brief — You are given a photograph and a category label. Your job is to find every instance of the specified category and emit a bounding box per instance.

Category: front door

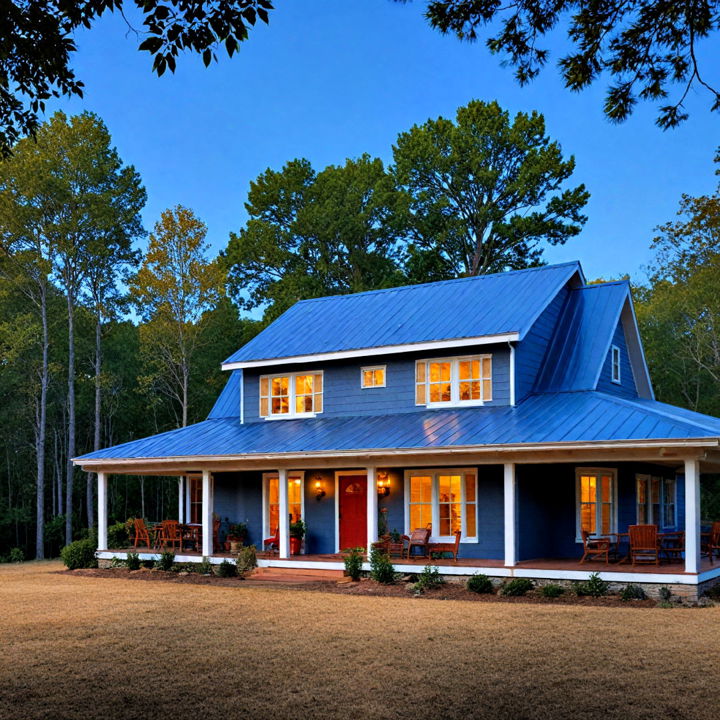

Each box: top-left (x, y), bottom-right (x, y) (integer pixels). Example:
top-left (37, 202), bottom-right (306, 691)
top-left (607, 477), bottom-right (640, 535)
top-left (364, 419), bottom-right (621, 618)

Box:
top-left (338, 474), bottom-right (367, 551)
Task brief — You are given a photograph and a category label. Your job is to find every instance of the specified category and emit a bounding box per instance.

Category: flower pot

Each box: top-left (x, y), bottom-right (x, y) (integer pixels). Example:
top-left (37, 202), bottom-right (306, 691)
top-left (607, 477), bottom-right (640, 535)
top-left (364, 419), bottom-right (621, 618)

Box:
top-left (230, 540), bottom-right (242, 554)
top-left (290, 536), bottom-right (302, 555)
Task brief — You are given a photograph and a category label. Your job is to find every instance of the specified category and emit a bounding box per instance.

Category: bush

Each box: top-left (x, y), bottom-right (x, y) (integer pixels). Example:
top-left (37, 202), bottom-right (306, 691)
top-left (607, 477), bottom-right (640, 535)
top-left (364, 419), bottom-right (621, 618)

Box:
top-left (703, 583), bottom-right (720, 600)
top-left (658, 586), bottom-right (673, 602)
top-left (343, 547), bottom-right (364, 581)
top-left (467, 573), bottom-right (494, 594)
top-left (620, 584), bottom-right (647, 601)
top-left (575, 572), bottom-right (609, 597)
top-left (61, 538), bottom-right (97, 570)
top-left (156, 550), bottom-right (175, 571)
top-left (126, 552), bottom-right (141, 571)
top-left (9, 547), bottom-right (24, 563)
top-left (216, 560), bottom-right (237, 578)
top-left (107, 521), bottom-right (129, 549)
top-left (236, 545), bottom-right (257, 576)
top-left (541, 583), bottom-right (565, 598)
top-left (369, 547), bottom-right (396, 584)
top-left (197, 556), bottom-right (213, 575)
top-left (500, 578), bottom-right (534, 596)
top-left (413, 565), bottom-right (445, 594)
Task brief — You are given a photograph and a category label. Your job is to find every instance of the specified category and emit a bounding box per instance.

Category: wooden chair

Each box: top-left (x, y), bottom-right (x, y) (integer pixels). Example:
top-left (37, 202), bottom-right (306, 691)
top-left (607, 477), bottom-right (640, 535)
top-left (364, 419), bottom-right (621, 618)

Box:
top-left (132, 518), bottom-right (152, 549)
top-left (579, 530), bottom-right (611, 564)
top-left (660, 531), bottom-right (684, 563)
top-left (263, 527), bottom-right (280, 554)
top-left (158, 520), bottom-right (183, 552)
top-left (702, 521), bottom-right (720, 564)
top-left (629, 524), bottom-right (660, 565)
top-left (405, 527), bottom-right (431, 559)
top-left (429, 530), bottom-right (461, 561)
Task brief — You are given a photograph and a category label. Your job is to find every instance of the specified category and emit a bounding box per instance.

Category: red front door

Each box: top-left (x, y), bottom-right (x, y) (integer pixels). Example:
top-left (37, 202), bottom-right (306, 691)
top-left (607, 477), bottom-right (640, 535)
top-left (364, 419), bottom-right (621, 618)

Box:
top-left (338, 474), bottom-right (367, 551)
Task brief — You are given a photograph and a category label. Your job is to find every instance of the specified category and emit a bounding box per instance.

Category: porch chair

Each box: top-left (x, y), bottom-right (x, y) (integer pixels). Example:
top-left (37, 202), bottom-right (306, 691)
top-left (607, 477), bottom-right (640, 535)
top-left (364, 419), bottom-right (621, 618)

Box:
top-left (702, 521), bottom-right (720, 564)
top-left (660, 531), bottom-right (684, 564)
top-left (158, 520), bottom-right (183, 552)
top-left (628, 524), bottom-right (660, 566)
top-left (405, 527), bottom-right (431, 560)
top-left (579, 530), bottom-right (611, 564)
top-left (263, 527), bottom-right (280, 554)
top-left (429, 530), bottom-right (462, 562)
top-left (132, 518), bottom-right (152, 549)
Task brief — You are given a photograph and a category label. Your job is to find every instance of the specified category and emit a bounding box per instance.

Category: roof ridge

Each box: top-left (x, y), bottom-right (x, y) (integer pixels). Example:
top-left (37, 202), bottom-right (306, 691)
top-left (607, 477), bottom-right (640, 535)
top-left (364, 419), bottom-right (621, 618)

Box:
top-left (294, 261), bottom-right (582, 305)
top-left (572, 279), bottom-right (630, 292)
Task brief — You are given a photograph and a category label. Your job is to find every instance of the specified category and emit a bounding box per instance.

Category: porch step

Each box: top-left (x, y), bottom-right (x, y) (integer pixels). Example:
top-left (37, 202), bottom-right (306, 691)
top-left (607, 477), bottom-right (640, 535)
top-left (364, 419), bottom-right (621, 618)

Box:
top-left (252, 566), bottom-right (345, 581)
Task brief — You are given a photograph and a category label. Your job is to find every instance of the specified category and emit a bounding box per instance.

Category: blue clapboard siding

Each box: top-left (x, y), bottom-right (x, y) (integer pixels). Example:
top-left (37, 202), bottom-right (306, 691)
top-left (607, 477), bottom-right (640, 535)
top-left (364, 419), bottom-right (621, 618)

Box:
top-left (213, 472), bottom-right (263, 547)
top-left (515, 284), bottom-right (570, 401)
top-left (242, 345), bottom-right (512, 423)
top-left (596, 319), bottom-right (638, 398)
top-left (303, 470), bottom-right (336, 554)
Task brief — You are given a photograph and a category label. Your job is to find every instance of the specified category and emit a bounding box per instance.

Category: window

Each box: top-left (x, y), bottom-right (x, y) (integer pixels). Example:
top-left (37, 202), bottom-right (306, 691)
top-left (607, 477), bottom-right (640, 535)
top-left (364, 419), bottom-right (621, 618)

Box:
top-left (259, 371), bottom-right (323, 418)
top-left (264, 473), bottom-right (304, 536)
top-left (189, 476), bottom-right (202, 524)
top-left (576, 469), bottom-right (616, 540)
top-left (636, 474), bottom-right (676, 528)
top-left (415, 356), bottom-right (492, 407)
top-left (361, 366), bottom-right (386, 388)
top-left (611, 345), bottom-right (621, 383)
top-left (405, 468), bottom-right (478, 540)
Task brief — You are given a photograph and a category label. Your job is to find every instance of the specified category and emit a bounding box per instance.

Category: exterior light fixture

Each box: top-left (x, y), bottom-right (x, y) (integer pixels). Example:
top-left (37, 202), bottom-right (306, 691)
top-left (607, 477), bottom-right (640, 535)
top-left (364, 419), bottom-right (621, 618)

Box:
top-left (313, 477), bottom-right (326, 499)
top-left (377, 471), bottom-right (390, 498)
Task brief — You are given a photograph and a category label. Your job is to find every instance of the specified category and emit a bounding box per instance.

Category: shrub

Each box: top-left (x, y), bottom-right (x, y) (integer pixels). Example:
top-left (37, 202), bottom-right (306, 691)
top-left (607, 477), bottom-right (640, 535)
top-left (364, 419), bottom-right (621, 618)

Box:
top-left (369, 547), bottom-right (396, 584)
top-left (658, 586), bottom-right (673, 602)
top-left (9, 547), bottom-right (25, 563)
top-left (620, 584), bottom-right (647, 601)
top-left (109, 556), bottom-right (126, 568)
top-left (126, 552), bottom-right (141, 571)
top-left (236, 545), bottom-right (257, 576)
top-left (156, 550), bottom-right (175, 571)
top-left (500, 578), bottom-right (534, 596)
top-left (541, 583), bottom-right (565, 598)
top-left (107, 521), bottom-right (129, 549)
top-left (197, 556), bottom-right (213, 575)
top-left (216, 560), bottom-right (237, 578)
top-left (60, 538), bottom-right (97, 570)
top-left (343, 547), bottom-right (364, 581)
top-left (703, 583), bottom-right (720, 600)
top-left (467, 573), bottom-right (494, 594)
top-left (575, 572), bottom-right (609, 597)
top-left (413, 565), bottom-right (445, 594)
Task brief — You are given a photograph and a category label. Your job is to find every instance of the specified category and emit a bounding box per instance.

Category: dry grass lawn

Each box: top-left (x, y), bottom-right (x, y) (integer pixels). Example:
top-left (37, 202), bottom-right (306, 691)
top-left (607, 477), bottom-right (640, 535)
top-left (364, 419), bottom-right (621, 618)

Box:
top-left (1, 562), bottom-right (719, 720)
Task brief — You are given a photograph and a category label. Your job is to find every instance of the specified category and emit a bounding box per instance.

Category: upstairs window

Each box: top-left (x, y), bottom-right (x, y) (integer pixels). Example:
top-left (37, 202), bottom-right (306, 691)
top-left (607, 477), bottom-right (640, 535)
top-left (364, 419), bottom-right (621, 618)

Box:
top-left (361, 366), bottom-right (386, 388)
top-left (415, 356), bottom-right (492, 407)
top-left (259, 372), bottom-right (323, 419)
top-left (611, 345), bottom-right (621, 383)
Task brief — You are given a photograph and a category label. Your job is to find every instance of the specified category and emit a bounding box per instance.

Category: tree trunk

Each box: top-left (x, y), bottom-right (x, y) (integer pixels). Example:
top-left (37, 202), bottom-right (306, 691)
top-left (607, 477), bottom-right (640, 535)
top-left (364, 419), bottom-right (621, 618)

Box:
top-left (182, 364), bottom-right (189, 428)
top-left (64, 287), bottom-right (76, 545)
top-left (35, 282), bottom-right (49, 560)
top-left (87, 315), bottom-right (102, 529)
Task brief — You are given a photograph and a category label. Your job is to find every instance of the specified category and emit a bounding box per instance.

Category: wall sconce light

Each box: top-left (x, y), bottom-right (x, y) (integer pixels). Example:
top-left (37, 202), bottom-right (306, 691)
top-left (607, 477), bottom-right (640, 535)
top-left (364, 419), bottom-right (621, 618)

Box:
top-left (313, 475), bottom-right (326, 499)
top-left (377, 471), bottom-right (390, 498)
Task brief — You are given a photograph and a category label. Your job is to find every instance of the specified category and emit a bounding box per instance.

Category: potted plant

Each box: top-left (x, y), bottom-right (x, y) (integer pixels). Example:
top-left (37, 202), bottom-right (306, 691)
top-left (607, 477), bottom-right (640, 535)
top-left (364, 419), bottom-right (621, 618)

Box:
top-left (289, 519), bottom-right (306, 555)
top-left (227, 522), bottom-right (249, 554)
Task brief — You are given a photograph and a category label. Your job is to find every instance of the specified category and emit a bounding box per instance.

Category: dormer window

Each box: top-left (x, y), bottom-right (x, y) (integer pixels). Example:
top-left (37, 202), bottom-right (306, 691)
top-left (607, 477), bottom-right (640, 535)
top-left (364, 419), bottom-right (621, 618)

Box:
top-left (415, 355), bottom-right (492, 407)
top-left (260, 371), bottom-right (323, 419)
top-left (611, 345), bottom-right (621, 384)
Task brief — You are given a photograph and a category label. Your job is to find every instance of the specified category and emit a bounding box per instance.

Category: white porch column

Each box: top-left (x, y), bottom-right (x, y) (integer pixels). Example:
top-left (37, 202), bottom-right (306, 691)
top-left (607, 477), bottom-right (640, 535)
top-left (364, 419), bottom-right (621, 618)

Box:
top-left (178, 476), bottom-right (185, 523)
top-left (366, 467), bottom-right (378, 551)
top-left (684, 459), bottom-right (701, 574)
top-left (201, 470), bottom-right (213, 557)
top-left (278, 469), bottom-right (290, 559)
top-left (503, 463), bottom-right (517, 567)
top-left (97, 472), bottom-right (108, 551)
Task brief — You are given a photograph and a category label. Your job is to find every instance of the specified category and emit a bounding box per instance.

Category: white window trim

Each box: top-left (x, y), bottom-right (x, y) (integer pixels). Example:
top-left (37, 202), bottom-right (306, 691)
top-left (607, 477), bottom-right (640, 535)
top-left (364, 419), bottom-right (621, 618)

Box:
top-left (636, 474), bottom-right (677, 528)
top-left (259, 370), bottom-right (323, 420)
top-left (360, 365), bottom-right (386, 389)
top-left (415, 354), bottom-right (492, 408)
top-left (403, 468), bottom-right (478, 543)
top-left (262, 471), bottom-right (305, 539)
top-left (611, 345), bottom-right (621, 384)
top-left (575, 467), bottom-right (618, 543)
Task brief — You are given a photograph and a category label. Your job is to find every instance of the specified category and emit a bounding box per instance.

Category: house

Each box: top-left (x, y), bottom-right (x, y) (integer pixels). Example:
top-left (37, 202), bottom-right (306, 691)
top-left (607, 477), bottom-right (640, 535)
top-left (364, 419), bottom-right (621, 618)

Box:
top-left (75, 261), bottom-right (720, 598)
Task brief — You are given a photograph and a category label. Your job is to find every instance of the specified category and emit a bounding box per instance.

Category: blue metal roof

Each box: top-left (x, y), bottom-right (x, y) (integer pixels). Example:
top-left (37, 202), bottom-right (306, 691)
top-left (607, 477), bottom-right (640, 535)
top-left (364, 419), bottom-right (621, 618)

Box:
top-left (536, 282), bottom-right (629, 392)
top-left (207, 370), bottom-right (241, 419)
top-left (223, 262), bottom-right (583, 366)
top-left (76, 390), bottom-right (720, 463)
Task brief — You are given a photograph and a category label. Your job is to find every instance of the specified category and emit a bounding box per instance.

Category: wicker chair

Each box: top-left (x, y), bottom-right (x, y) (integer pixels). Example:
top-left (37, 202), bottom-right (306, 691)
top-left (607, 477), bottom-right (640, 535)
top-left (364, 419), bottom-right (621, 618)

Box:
top-left (579, 529), bottom-right (611, 564)
top-left (405, 527), bottom-right (431, 559)
top-left (629, 524), bottom-right (660, 565)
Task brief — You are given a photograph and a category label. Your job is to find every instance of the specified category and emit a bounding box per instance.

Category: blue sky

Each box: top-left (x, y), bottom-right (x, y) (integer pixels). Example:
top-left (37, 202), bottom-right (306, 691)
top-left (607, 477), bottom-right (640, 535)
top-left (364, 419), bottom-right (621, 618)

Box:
top-left (48, 0), bottom-right (719, 284)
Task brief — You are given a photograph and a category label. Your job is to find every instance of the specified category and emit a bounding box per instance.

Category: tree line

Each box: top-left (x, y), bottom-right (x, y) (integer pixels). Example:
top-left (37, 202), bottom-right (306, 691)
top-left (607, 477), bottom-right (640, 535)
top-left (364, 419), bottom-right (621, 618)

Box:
top-left (0, 100), bottom-right (717, 560)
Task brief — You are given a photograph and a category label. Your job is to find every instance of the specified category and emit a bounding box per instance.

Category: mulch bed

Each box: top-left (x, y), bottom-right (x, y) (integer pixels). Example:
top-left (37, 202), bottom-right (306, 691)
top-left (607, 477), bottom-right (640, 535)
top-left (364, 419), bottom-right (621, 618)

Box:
top-left (63, 567), bottom-right (661, 607)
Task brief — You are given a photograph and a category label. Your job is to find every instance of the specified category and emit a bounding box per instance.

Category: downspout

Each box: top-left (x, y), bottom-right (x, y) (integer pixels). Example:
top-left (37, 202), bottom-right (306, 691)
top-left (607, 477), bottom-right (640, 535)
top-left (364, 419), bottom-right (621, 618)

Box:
top-left (508, 341), bottom-right (516, 407)
top-left (239, 369), bottom-right (244, 424)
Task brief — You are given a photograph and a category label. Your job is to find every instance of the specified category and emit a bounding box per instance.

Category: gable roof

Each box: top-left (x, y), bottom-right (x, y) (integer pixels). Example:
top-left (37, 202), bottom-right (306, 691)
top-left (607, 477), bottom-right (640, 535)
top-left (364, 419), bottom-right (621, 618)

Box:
top-left (535, 281), bottom-right (653, 399)
top-left (76, 390), bottom-right (720, 466)
top-left (222, 261), bottom-right (583, 369)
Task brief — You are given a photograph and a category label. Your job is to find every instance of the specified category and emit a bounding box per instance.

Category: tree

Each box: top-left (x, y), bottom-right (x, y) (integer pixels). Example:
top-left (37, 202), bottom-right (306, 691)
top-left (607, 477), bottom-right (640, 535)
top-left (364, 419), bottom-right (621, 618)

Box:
top-left (130, 206), bottom-right (225, 427)
top-left (412, 0), bottom-right (720, 128)
top-left (392, 100), bottom-right (589, 278)
top-left (0, 0), bottom-right (274, 156)
top-left (224, 155), bottom-right (406, 320)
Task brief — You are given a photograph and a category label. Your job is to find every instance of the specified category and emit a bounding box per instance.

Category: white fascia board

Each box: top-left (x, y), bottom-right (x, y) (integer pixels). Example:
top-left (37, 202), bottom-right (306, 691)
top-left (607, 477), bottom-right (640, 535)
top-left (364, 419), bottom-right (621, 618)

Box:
top-left (221, 333), bottom-right (521, 371)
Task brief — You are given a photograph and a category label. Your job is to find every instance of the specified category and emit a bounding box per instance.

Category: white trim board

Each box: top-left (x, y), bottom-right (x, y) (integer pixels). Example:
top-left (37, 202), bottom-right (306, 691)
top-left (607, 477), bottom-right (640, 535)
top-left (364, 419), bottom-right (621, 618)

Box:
top-left (222, 333), bottom-right (520, 370)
